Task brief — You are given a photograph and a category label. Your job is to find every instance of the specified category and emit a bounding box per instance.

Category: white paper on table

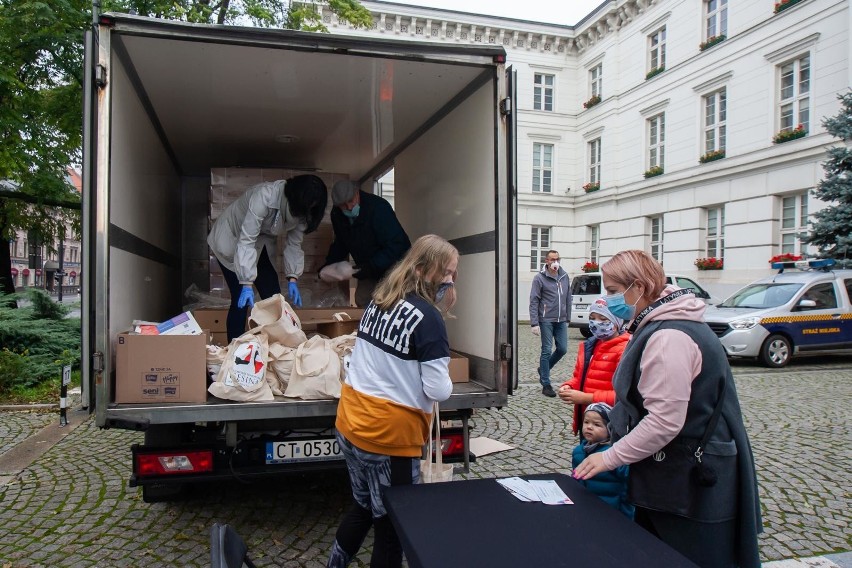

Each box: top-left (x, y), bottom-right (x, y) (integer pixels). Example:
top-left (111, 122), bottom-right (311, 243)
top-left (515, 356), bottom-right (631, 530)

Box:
top-left (528, 479), bottom-right (574, 505)
top-left (496, 477), bottom-right (540, 502)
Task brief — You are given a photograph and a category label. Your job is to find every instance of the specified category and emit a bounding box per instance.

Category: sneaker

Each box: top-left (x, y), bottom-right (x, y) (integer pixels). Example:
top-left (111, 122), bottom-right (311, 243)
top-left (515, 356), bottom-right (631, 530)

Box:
top-left (542, 385), bottom-right (556, 398)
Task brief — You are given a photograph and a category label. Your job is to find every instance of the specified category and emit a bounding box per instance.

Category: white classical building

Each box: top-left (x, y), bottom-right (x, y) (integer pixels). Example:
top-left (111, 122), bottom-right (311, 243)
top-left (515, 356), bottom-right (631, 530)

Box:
top-left (321, 0), bottom-right (850, 318)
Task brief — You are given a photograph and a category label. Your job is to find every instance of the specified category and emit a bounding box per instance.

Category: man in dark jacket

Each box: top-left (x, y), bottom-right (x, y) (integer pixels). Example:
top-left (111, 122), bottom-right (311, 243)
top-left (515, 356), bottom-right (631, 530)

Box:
top-left (529, 250), bottom-right (571, 397)
top-left (323, 180), bottom-right (411, 306)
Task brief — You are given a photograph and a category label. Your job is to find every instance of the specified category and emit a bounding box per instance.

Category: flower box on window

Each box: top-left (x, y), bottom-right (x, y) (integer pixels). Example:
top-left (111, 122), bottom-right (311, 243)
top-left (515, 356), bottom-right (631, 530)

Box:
top-left (699, 34), bottom-right (726, 51)
top-left (643, 166), bottom-right (664, 179)
top-left (581, 262), bottom-right (599, 273)
top-left (774, 0), bottom-right (806, 14)
top-left (583, 182), bottom-right (600, 193)
top-left (645, 66), bottom-right (665, 80)
top-left (769, 253), bottom-right (803, 264)
top-left (695, 257), bottom-right (724, 270)
top-left (773, 125), bottom-right (807, 144)
top-left (699, 149), bottom-right (726, 163)
top-left (583, 95), bottom-right (602, 109)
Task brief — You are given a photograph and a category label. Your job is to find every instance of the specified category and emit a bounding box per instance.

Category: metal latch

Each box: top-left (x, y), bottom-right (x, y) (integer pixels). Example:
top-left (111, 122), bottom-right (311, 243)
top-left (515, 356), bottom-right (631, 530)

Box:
top-left (92, 351), bottom-right (104, 373)
top-left (95, 64), bottom-right (107, 88)
top-left (500, 343), bottom-right (513, 361)
top-left (499, 97), bottom-right (512, 116)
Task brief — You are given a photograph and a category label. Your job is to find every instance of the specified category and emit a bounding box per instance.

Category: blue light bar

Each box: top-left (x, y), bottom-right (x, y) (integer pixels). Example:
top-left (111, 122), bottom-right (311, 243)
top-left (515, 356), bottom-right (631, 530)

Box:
top-left (771, 258), bottom-right (836, 270)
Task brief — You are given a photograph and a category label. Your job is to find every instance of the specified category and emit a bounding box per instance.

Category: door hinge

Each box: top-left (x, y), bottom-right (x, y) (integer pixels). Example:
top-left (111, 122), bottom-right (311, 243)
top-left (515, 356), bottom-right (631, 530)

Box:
top-left (95, 65), bottom-right (107, 88)
top-left (500, 343), bottom-right (513, 361)
top-left (499, 97), bottom-right (512, 116)
top-left (92, 351), bottom-right (104, 373)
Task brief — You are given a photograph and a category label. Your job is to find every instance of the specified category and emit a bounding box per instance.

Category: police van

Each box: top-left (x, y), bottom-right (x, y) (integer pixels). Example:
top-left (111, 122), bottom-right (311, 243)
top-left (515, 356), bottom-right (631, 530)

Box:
top-left (703, 259), bottom-right (852, 367)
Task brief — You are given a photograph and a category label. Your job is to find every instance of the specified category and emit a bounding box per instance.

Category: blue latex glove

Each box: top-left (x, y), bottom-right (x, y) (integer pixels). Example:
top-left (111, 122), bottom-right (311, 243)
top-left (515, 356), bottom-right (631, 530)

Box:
top-left (288, 281), bottom-right (302, 307)
top-left (237, 285), bottom-right (254, 308)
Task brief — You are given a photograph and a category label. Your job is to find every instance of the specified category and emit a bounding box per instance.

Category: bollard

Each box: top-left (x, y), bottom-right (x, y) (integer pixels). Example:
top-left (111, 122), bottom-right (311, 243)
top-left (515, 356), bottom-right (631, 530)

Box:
top-left (60, 365), bottom-right (71, 427)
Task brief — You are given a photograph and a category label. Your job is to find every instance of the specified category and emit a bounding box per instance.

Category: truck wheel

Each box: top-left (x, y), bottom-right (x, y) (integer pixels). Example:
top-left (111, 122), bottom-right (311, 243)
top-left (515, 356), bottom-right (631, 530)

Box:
top-left (142, 482), bottom-right (186, 503)
top-left (579, 326), bottom-right (593, 338)
top-left (759, 334), bottom-right (792, 368)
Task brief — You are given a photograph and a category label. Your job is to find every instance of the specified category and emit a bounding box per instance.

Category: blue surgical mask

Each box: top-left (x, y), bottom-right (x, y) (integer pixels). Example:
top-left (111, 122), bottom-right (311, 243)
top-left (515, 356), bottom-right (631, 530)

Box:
top-left (588, 319), bottom-right (616, 340)
top-left (342, 204), bottom-right (360, 219)
top-left (435, 282), bottom-right (453, 303)
top-left (604, 282), bottom-right (639, 321)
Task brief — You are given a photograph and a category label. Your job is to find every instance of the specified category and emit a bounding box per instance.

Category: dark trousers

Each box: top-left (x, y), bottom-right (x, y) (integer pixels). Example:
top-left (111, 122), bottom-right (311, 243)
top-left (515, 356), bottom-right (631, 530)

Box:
top-left (218, 247), bottom-right (281, 341)
top-left (635, 506), bottom-right (737, 568)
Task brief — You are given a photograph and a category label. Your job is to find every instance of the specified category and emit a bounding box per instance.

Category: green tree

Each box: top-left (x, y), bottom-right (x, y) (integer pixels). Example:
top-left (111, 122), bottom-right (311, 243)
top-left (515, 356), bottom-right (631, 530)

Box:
top-left (0, 0), bottom-right (373, 296)
top-left (806, 91), bottom-right (852, 260)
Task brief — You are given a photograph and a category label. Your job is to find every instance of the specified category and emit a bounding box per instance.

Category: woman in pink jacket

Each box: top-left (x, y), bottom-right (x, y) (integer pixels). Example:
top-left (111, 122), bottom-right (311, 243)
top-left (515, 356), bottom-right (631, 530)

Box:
top-left (573, 250), bottom-right (761, 568)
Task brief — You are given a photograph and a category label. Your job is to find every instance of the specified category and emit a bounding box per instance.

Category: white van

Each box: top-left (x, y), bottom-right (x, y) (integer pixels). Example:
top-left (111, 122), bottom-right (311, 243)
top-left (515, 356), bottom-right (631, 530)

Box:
top-left (569, 272), bottom-right (719, 337)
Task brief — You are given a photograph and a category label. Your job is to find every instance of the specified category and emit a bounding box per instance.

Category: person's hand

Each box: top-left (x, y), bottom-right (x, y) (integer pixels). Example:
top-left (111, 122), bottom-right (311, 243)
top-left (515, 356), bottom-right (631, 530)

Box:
top-left (572, 452), bottom-right (610, 480)
top-left (288, 281), bottom-right (302, 307)
top-left (531, 326), bottom-right (541, 336)
top-left (559, 387), bottom-right (592, 405)
top-left (237, 285), bottom-right (254, 308)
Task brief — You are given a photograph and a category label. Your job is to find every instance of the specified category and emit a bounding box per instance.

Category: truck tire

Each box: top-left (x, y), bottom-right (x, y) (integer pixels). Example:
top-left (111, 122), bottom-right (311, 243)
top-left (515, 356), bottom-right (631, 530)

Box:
top-left (759, 334), bottom-right (792, 368)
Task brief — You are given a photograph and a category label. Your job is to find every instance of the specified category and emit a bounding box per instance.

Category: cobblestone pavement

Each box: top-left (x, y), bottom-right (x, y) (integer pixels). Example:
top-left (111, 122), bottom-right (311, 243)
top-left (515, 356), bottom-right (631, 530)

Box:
top-left (0, 411), bottom-right (54, 456)
top-left (0, 328), bottom-right (850, 567)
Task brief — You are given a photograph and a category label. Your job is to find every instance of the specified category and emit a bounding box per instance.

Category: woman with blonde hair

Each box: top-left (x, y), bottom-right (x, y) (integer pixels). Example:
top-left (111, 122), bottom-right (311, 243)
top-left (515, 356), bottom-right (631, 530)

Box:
top-left (573, 249), bottom-right (761, 568)
top-left (328, 234), bottom-right (457, 568)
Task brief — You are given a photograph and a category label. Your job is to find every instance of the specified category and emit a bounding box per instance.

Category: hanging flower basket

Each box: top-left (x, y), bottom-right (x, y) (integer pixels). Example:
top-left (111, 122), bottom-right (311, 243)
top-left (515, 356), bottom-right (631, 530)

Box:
top-left (583, 95), bottom-right (602, 109)
top-left (581, 262), bottom-right (599, 273)
top-left (695, 257), bottom-right (724, 270)
top-left (773, 125), bottom-right (807, 144)
top-left (699, 35), bottom-right (726, 51)
top-left (769, 253), bottom-right (803, 263)
top-left (644, 166), bottom-right (664, 179)
top-left (583, 182), bottom-right (600, 193)
top-left (699, 149), bottom-right (726, 163)
top-left (645, 66), bottom-right (665, 80)
top-left (774, 0), bottom-right (806, 14)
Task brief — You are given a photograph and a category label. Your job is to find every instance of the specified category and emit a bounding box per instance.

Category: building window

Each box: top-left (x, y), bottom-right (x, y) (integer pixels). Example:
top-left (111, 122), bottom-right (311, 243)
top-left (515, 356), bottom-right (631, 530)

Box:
top-left (589, 225), bottom-right (599, 264)
top-left (532, 143), bottom-right (553, 193)
top-left (590, 64), bottom-right (603, 98)
top-left (588, 138), bottom-right (602, 185)
top-left (648, 114), bottom-right (665, 169)
top-left (648, 27), bottom-right (666, 71)
top-left (779, 55), bottom-right (810, 134)
top-left (704, 89), bottom-right (727, 153)
top-left (706, 207), bottom-right (725, 258)
top-left (533, 73), bottom-right (554, 111)
top-left (650, 216), bottom-right (664, 262)
top-left (780, 193), bottom-right (809, 255)
top-left (705, 0), bottom-right (727, 40)
top-left (530, 226), bottom-right (551, 271)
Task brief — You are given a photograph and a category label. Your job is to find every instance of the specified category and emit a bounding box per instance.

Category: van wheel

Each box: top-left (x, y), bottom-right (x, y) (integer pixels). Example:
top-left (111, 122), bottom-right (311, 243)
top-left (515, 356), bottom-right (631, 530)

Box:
top-left (759, 334), bottom-right (792, 368)
top-left (579, 326), bottom-right (593, 338)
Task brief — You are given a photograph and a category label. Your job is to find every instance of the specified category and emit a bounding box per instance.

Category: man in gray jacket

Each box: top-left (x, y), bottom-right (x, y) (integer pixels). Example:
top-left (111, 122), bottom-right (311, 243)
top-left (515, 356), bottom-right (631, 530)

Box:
top-left (529, 250), bottom-right (571, 397)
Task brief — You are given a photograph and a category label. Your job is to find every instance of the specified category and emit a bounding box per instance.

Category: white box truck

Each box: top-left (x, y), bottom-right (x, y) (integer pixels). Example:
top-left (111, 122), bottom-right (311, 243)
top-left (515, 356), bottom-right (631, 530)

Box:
top-left (82, 13), bottom-right (518, 501)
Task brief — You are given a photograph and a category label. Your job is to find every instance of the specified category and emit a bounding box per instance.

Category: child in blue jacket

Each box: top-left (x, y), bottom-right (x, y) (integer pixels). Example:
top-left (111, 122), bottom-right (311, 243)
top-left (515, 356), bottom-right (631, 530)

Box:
top-left (571, 403), bottom-right (634, 519)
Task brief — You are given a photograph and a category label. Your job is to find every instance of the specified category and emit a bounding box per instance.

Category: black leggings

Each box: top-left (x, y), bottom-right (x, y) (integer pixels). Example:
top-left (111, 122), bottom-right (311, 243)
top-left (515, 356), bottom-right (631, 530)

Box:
top-left (334, 456), bottom-right (414, 568)
top-left (218, 247), bottom-right (281, 341)
top-left (635, 506), bottom-right (737, 568)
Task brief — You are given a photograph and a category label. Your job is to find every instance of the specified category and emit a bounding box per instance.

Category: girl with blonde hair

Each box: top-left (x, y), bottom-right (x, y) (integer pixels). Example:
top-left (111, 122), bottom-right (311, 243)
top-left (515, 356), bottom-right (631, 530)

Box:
top-left (328, 234), bottom-right (457, 568)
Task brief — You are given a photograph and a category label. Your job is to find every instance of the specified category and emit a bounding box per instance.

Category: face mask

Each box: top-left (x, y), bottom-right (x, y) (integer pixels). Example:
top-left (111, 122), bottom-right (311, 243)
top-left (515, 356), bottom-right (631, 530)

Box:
top-left (604, 282), bottom-right (640, 321)
top-left (548, 260), bottom-right (560, 271)
top-left (588, 319), bottom-right (616, 340)
top-left (342, 204), bottom-right (360, 219)
top-left (435, 282), bottom-right (453, 303)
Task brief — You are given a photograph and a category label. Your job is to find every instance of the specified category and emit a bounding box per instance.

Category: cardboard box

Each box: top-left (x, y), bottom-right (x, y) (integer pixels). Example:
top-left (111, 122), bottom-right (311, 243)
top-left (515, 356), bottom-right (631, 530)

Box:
top-left (448, 351), bottom-right (469, 383)
top-left (315, 319), bottom-right (360, 338)
top-left (297, 308), bottom-right (364, 336)
top-left (210, 332), bottom-right (229, 347)
top-left (192, 308), bottom-right (229, 333)
top-left (115, 332), bottom-right (208, 403)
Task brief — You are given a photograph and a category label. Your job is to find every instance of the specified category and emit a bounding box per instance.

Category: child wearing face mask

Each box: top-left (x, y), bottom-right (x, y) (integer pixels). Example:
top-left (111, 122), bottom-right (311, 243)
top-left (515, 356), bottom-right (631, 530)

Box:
top-left (570, 403), bottom-right (634, 518)
top-left (558, 298), bottom-right (629, 437)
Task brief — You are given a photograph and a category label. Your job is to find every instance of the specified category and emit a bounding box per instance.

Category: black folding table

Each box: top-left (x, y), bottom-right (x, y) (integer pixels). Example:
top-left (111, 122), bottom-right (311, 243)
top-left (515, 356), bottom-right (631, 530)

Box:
top-left (383, 473), bottom-right (699, 568)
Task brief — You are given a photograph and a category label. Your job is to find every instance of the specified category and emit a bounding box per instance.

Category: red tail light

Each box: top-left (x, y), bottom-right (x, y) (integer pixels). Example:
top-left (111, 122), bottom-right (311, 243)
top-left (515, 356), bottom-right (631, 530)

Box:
top-left (438, 432), bottom-right (465, 457)
top-left (135, 450), bottom-right (213, 477)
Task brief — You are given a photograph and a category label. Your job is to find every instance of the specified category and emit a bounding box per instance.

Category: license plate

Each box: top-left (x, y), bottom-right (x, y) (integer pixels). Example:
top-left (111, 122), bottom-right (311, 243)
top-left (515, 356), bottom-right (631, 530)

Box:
top-left (265, 437), bottom-right (344, 464)
top-left (575, 304), bottom-right (588, 310)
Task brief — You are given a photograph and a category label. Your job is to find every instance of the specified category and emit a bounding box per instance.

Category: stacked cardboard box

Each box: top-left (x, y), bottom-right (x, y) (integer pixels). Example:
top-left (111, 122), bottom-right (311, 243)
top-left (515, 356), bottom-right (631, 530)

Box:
top-left (115, 332), bottom-right (208, 403)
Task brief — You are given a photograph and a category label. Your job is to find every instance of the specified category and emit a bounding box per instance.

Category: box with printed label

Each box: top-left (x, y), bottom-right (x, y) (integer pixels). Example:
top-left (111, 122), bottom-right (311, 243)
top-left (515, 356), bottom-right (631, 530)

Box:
top-left (115, 332), bottom-right (208, 403)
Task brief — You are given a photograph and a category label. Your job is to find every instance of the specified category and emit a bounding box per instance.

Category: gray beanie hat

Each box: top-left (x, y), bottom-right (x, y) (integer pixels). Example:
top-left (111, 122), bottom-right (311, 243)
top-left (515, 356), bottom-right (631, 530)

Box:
top-left (331, 180), bottom-right (358, 206)
top-left (584, 402), bottom-right (612, 424)
top-left (588, 297), bottom-right (624, 329)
